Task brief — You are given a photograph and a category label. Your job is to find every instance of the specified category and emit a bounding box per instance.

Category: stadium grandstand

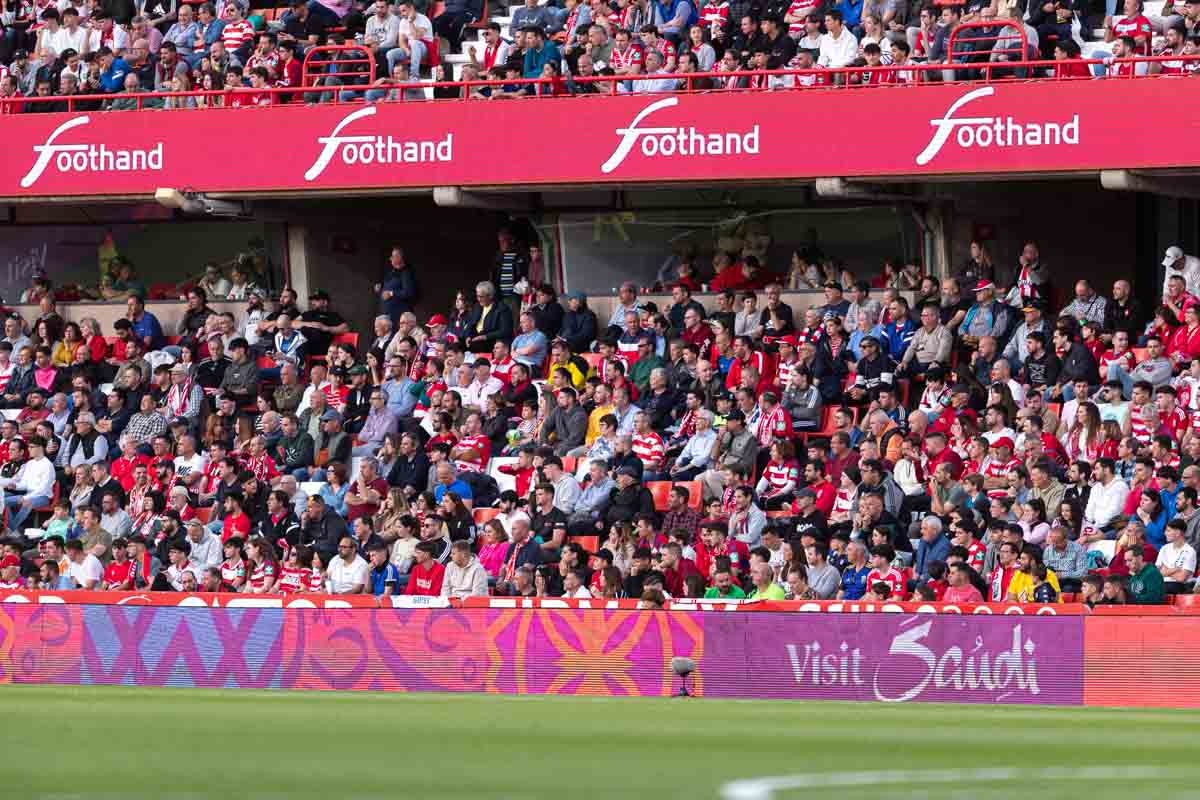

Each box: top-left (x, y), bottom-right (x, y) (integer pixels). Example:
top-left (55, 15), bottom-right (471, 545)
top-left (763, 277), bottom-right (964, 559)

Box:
top-left (4, 0), bottom-right (1200, 747)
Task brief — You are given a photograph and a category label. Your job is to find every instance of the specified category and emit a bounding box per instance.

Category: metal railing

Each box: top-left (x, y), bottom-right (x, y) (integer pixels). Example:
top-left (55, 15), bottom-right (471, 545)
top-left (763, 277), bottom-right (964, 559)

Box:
top-left (1, 51), bottom-right (1196, 113)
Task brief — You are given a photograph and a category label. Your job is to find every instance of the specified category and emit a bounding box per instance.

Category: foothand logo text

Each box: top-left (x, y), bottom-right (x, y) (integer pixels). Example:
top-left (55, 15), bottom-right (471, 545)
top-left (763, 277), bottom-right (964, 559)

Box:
top-left (915, 86), bottom-right (1079, 166)
top-left (601, 96), bottom-right (759, 174)
top-left (304, 105), bottom-right (453, 182)
top-left (20, 116), bottom-right (163, 188)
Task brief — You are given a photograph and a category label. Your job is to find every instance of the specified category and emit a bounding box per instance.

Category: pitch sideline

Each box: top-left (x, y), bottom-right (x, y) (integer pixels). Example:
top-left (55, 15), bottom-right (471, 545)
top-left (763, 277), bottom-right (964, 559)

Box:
top-left (720, 765), bottom-right (1193, 800)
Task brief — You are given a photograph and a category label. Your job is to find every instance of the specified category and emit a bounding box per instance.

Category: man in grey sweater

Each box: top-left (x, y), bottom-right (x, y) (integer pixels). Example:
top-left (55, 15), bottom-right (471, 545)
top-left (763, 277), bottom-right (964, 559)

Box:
top-left (540, 387), bottom-right (588, 456)
top-left (441, 541), bottom-right (489, 599)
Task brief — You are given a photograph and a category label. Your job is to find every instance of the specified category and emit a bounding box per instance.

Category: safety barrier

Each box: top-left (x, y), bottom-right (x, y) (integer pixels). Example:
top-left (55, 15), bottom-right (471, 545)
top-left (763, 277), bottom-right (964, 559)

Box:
top-left (2, 52), bottom-right (1198, 113)
top-left (0, 592), bottom-right (1193, 707)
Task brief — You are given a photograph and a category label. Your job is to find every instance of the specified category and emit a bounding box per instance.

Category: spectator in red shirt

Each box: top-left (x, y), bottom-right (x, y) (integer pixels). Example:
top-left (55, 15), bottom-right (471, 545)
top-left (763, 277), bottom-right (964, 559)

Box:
top-left (405, 539), bottom-right (446, 595)
top-left (221, 491), bottom-right (252, 542)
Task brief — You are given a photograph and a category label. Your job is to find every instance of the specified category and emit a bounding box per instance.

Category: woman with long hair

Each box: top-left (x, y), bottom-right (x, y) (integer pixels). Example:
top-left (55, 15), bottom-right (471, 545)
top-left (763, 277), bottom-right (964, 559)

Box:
top-left (1019, 498), bottom-right (1050, 545)
top-left (68, 463), bottom-right (95, 511)
top-left (949, 412), bottom-right (979, 460)
top-left (987, 382), bottom-right (1019, 425)
top-left (1097, 419), bottom-right (1123, 460)
top-left (1062, 401), bottom-right (1102, 462)
top-left (1051, 498), bottom-right (1084, 541)
top-left (477, 519), bottom-right (509, 578)
top-left (598, 566), bottom-right (625, 599)
top-left (244, 536), bottom-right (280, 594)
top-left (439, 490), bottom-right (475, 543)
top-left (603, 521), bottom-right (634, 576)
top-left (131, 492), bottom-right (167, 541)
top-left (366, 347), bottom-right (387, 387)
top-left (52, 322), bottom-right (85, 368)
top-left (1134, 488), bottom-right (1167, 547)
top-left (374, 486), bottom-right (411, 541)
top-left (682, 23), bottom-right (716, 69)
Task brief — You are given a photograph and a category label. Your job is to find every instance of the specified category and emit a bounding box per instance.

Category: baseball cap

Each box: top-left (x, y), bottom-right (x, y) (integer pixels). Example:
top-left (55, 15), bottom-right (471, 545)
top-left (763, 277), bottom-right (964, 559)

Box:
top-left (1022, 298), bottom-right (1045, 313)
top-left (1164, 246), bottom-right (1185, 267)
top-left (796, 488), bottom-right (817, 500)
top-left (0, 554), bottom-right (19, 569)
top-left (991, 436), bottom-right (1014, 451)
top-left (320, 409), bottom-right (342, 423)
top-left (973, 279), bottom-right (995, 292)
top-left (822, 280), bottom-right (842, 291)
top-left (309, 289), bottom-right (330, 301)
top-left (348, 364), bottom-right (368, 376)
top-left (616, 465), bottom-right (638, 478)
top-left (427, 313), bottom-right (447, 326)
top-left (779, 334), bottom-right (799, 347)
top-left (726, 409), bottom-right (746, 422)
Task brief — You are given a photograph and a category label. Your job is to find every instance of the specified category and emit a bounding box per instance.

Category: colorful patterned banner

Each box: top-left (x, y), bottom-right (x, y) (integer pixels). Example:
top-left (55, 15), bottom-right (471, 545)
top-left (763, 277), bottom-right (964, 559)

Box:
top-left (0, 604), bottom-right (1175, 707)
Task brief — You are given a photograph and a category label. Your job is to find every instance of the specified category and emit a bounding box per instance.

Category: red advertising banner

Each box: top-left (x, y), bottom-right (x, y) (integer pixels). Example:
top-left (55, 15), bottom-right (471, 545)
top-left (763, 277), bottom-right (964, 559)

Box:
top-left (1, 80), bottom-right (1197, 200)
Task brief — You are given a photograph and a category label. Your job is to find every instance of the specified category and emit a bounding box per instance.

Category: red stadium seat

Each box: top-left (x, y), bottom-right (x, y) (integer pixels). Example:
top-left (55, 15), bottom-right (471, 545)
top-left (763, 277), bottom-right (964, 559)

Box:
top-left (646, 481), bottom-right (673, 511)
top-left (474, 507), bottom-right (500, 526)
top-left (333, 332), bottom-right (359, 350)
top-left (561, 455), bottom-right (577, 474)
top-left (575, 535), bottom-right (599, 555)
top-left (679, 480), bottom-right (702, 510)
top-left (192, 506), bottom-right (213, 525)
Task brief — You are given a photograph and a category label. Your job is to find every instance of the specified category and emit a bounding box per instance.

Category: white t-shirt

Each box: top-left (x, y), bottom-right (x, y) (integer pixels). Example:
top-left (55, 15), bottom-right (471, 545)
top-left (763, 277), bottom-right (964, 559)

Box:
top-left (1156, 541), bottom-right (1197, 579)
top-left (174, 452), bottom-right (208, 483)
top-left (327, 555), bottom-right (369, 594)
top-left (244, 308), bottom-right (269, 347)
top-left (69, 554), bottom-right (104, 589)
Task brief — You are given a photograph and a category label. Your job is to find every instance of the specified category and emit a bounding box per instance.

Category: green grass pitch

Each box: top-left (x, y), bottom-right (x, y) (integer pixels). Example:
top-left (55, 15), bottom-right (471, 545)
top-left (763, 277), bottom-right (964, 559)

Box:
top-left (1, 685), bottom-right (1196, 800)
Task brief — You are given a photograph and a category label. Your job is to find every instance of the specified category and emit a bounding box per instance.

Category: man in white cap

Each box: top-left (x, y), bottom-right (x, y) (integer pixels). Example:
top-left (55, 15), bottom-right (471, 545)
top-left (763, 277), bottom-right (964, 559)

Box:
top-left (960, 279), bottom-right (1011, 349)
top-left (1162, 245), bottom-right (1200, 298)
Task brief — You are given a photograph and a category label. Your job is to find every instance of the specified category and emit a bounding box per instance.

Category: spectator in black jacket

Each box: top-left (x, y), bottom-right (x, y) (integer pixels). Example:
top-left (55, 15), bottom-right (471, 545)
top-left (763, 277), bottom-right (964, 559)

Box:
top-left (300, 494), bottom-right (348, 563)
top-left (531, 284), bottom-right (565, 340)
top-left (463, 281), bottom-right (515, 354)
top-left (604, 466), bottom-right (655, 527)
top-left (1052, 326), bottom-right (1100, 398)
top-left (561, 291), bottom-right (598, 353)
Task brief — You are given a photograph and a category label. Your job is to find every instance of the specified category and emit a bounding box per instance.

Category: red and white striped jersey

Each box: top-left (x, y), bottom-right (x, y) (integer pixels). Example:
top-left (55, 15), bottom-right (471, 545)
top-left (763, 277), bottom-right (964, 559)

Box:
top-left (632, 431), bottom-right (665, 470)
top-left (756, 405), bottom-right (790, 447)
top-left (221, 19), bottom-right (256, 52)
top-left (983, 456), bottom-right (1020, 498)
top-left (1130, 402), bottom-right (1154, 444)
top-left (247, 561), bottom-right (276, 591)
top-left (761, 459), bottom-right (800, 496)
top-left (454, 433), bottom-right (492, 473)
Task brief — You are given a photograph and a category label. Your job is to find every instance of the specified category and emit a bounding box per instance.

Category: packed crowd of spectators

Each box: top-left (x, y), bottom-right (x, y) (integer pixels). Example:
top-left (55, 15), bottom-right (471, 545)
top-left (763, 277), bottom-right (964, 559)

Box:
top-left (0, 227), bottom-right (1198, 608)
top-left (1, 0), bottom-right (1196, 112)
